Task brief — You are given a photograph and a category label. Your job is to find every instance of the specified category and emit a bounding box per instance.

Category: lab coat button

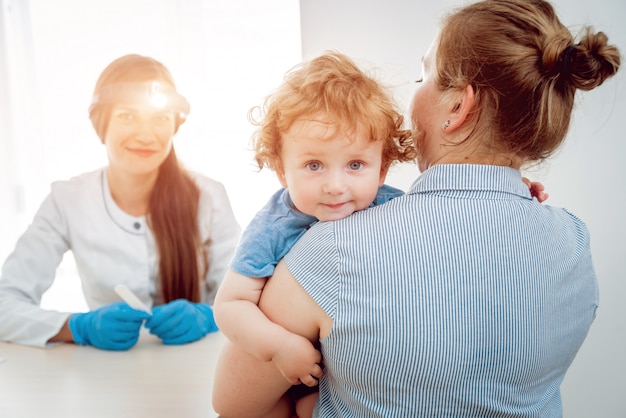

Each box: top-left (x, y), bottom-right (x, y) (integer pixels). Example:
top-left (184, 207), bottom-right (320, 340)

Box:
top-left (134, 222), bottom-right (141, 230)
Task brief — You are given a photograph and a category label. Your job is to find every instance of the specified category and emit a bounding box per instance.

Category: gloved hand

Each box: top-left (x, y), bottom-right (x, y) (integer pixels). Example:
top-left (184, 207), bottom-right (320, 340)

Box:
top-left (144, 299), bottom-right (218, 345)
top-left (68, 302), bottom-right (151, 351)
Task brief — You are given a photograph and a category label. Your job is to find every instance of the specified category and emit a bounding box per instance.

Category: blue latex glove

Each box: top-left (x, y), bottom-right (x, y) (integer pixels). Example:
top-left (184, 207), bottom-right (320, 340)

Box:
top-left (144, 299), bottom-right (218, 345)
top-left (68, 301), bottom-right (151, 351)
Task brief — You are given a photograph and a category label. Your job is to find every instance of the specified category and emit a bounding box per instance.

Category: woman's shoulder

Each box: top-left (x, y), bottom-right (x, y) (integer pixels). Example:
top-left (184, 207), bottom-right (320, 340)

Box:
top-left (187, 170), bottom-right (227, 194)
top-left (187, 171), bottom-right (236, 215)
top-left (50, 168), bottom-right (104, 195)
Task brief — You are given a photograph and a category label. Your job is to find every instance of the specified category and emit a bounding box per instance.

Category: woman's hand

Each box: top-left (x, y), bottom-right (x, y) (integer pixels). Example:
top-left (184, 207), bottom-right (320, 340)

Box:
top-left (68, 301), bottom-right (150, 350)
top-left (145, 299), bottom-right (218, 345)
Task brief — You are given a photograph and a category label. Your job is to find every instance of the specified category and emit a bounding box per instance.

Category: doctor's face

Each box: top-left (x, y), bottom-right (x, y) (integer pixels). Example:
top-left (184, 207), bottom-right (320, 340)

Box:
top-left (104, 99), bottom-right (176, 177)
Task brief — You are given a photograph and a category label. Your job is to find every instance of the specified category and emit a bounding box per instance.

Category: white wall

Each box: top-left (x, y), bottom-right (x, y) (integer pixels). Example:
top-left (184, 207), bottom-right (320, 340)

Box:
top-left (0, 0), bottom-right (40, 259)
top-left (300, 0), bottom-right (626, 416)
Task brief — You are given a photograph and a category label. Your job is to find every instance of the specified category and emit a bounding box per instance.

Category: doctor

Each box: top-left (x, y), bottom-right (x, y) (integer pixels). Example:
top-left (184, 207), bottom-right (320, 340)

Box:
top-left (0, 54), bottom-right (241, 350)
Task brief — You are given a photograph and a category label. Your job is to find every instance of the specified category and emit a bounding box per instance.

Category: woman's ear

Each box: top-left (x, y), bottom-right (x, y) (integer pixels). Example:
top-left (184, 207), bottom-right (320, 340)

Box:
top-left (442, 84), bottom-right (475, 133)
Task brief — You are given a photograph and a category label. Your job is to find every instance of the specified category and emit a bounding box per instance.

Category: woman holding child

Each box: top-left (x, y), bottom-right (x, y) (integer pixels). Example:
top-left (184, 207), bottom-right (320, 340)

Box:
top-left (213, 0), bottom-right (620, 416)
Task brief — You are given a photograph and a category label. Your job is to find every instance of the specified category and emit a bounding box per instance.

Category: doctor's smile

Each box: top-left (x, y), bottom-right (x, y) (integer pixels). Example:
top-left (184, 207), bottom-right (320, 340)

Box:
top-left (128, 148), bottom-right (159, 157)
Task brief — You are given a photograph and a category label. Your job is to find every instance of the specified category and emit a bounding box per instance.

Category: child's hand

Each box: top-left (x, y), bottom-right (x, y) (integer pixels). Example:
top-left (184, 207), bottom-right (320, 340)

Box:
top-left (272, 332), bottom-right (323, 387)
top-left (522, 177), bottom-right (549, 203)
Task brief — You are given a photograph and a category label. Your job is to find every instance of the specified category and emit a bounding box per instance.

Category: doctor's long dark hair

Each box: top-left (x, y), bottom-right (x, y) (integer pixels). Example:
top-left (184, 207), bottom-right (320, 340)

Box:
top-left (149, 147), bottom-right (203, 303)
top-left (89, 54), bottom-right (204, 303)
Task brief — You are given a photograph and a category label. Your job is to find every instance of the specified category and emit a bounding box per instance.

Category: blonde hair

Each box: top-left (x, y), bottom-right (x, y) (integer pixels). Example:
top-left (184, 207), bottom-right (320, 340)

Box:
top-left (436, 0), bottom-right (620, 162)
top-left (250, 51), bottom-right (415, 172)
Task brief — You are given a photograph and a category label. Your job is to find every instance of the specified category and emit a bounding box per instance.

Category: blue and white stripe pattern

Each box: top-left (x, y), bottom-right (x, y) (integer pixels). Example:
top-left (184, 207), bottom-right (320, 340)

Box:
top-left (285, 164), bottom-right (598, 417)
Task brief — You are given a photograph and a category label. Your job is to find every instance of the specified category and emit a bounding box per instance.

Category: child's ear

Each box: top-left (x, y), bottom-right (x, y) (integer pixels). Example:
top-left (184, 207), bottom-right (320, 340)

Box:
top-left (276, 169), bottom-right (288, 188)
top-left (378, 166), bottom-right (389, 187)
top-left (443, 84), bottom-right (475, 132)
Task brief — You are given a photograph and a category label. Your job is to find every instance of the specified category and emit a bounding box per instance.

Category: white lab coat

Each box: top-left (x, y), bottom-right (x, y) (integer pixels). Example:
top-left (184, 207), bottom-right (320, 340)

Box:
top-left (0, 168), bottom-right (241, 347)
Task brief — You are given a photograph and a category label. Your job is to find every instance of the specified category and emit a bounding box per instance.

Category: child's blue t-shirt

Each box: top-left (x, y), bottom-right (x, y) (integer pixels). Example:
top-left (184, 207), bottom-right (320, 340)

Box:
top-left (230, 184), bottom-right (404, 278)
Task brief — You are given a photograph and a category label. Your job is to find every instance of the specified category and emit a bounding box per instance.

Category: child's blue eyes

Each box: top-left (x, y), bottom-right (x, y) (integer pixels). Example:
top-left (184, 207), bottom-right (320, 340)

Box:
top-left (306, 162), bottom-right (322, 171)
top-left (349, 161), bottom-right (364, 170)
top-left (305, 161), bottom-right (364, 171)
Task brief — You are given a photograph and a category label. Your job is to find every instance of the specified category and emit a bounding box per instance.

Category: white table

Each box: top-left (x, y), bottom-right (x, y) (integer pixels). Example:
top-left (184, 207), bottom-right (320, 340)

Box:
top-left (0, 331), bottom-right (227, 418)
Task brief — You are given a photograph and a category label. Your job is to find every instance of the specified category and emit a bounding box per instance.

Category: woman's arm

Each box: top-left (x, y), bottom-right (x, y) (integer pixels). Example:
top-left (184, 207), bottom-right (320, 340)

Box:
top-left (214, 269), bottom-right (323, 384)
top-left (0, 192), bottom-right (71, 347)
top-left (196, 177), bottom-right (242, 304)
top-left (260, 260), bottom-right (333, 342)
top-left (212, 261), bottom-right (329, 417)
top-left (48, 319), bottom-right (73, 343)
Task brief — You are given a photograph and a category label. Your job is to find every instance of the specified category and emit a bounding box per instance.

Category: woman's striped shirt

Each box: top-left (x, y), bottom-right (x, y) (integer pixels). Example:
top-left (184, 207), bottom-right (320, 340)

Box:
top-left (285, 164), bottom-right (598, 418)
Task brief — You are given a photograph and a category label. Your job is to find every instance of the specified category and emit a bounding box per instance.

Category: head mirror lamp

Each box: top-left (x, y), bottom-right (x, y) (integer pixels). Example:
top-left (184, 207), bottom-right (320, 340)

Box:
top-left (89, 81), bottom-right (190, 119)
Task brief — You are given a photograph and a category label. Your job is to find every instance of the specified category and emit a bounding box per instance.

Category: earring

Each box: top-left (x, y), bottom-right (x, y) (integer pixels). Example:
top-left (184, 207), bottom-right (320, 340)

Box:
top-left (443, 120), bottom-right (450, 130)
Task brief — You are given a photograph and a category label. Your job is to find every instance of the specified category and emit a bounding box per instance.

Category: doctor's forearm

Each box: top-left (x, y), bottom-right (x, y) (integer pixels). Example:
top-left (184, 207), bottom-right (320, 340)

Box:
top-left (48, 319), bottom-right (74, 343)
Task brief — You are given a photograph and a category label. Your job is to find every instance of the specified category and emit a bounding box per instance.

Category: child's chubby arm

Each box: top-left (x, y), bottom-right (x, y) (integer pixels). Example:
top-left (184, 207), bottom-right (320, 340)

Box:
top-left (213, 269), bottom-right (324, 386)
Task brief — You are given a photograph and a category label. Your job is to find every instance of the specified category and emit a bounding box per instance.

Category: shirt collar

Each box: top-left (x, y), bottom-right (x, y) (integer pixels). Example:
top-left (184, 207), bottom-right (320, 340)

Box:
top-left (279, 188), bottom-right (318, 225)
top-left (101, 169), bottom-right (148, 235)
top-left (408, 164), bottom-right (532, 200)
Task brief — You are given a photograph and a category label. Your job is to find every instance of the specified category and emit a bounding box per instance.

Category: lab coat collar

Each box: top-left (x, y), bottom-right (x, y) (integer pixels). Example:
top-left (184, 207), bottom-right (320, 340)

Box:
top-left (101, 169), bottom-right (148, 235)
